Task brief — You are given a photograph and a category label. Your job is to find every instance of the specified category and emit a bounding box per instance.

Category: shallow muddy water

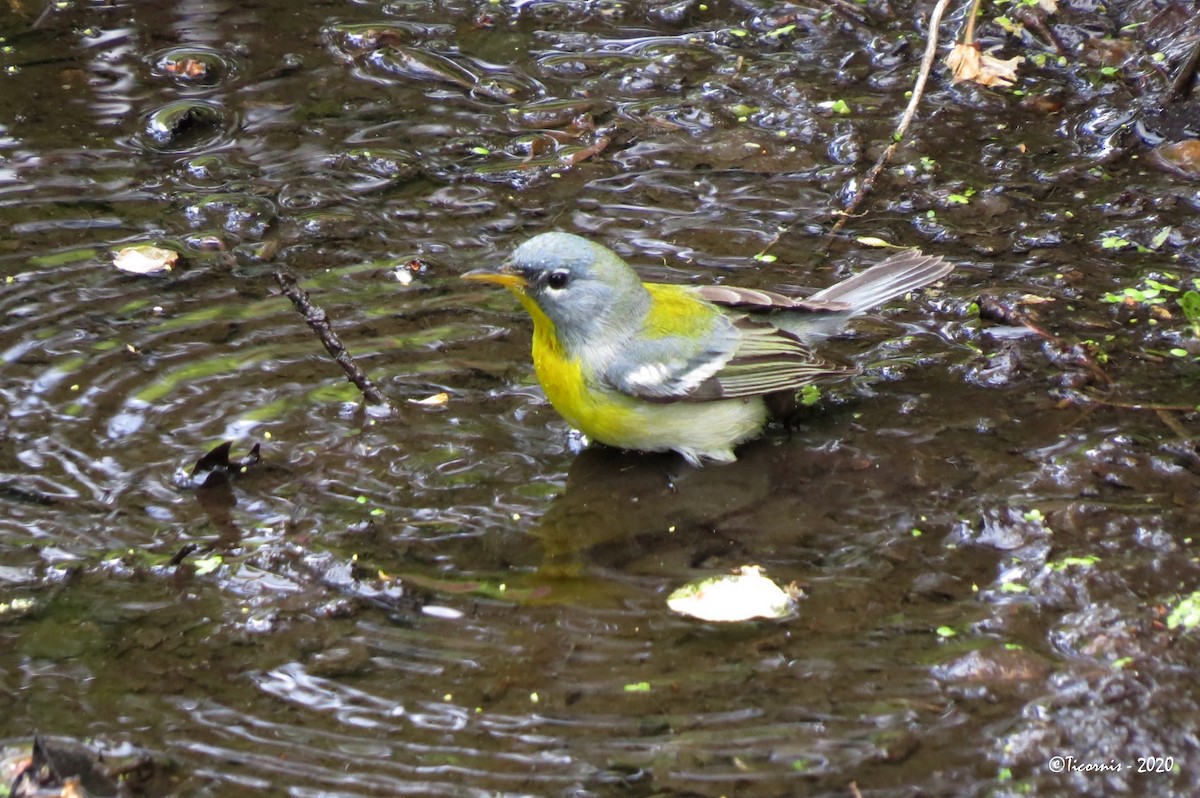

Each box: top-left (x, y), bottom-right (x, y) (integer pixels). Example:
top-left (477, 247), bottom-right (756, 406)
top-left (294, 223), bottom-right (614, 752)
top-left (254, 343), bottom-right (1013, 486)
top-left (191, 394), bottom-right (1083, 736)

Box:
top-left (2, 0), bottom-right (1199, 795)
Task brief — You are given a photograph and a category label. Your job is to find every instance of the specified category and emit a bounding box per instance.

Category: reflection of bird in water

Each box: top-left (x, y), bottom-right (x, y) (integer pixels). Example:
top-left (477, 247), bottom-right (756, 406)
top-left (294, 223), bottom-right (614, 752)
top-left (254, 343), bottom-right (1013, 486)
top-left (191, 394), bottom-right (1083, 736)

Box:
top-left (530, 439), bottom-right (895, 582)
top-left (532, 446), bottom-right (771, 577)
top-left (466, 232), bottom-right (952, 465)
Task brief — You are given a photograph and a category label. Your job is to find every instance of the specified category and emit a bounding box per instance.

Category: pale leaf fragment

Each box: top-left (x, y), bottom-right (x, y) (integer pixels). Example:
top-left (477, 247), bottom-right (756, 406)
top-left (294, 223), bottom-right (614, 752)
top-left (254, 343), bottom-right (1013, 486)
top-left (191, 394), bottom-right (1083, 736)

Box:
top-left (667, 565), bottom-right (800, 622)
top-left (946, 43), bottom-right (1024, 88)
top-left (409, 392), bottom-right (449, 406)
top-left (856, 236), bottom-right (901, 249)
top-left (113, 245), bottom-right (178, 275)
top-left (1038, 0), bottom-right (1057, 13)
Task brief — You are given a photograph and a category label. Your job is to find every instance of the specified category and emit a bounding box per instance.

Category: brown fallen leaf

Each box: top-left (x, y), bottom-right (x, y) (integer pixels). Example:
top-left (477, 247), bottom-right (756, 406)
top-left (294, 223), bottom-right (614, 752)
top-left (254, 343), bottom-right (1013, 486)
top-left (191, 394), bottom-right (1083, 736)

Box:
top-left (1146, 139), bottom-right (1200, 179)
top-left (946, 43), bottom-right (1024, 88)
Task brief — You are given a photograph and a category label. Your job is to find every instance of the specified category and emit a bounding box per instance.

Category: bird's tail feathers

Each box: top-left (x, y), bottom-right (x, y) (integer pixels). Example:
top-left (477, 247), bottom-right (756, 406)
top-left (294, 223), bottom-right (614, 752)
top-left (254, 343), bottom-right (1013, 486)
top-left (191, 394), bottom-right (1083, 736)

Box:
top-left (807, 251), bottom-right (952, 315)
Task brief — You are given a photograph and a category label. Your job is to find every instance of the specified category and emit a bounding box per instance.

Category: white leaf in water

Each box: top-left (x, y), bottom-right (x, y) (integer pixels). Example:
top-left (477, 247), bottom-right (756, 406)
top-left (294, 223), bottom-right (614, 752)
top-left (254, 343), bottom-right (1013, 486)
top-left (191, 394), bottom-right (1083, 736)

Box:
top-left (667, 565), bottom-right (799, 622)
top-left (113, 245), bottom-right (178, 274)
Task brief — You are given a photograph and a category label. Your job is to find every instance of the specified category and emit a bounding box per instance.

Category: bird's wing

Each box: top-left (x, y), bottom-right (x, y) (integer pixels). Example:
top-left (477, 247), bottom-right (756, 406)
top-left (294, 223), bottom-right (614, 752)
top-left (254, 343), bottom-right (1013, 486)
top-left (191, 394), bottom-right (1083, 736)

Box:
top-left (695, 284), bottom-right (852, 313)
top-left (600, 304), bottom-right (742, 401)
top-left (699, 318), bottom-right (858, 399)
top-left (602, 310), bottom-right (855, 403)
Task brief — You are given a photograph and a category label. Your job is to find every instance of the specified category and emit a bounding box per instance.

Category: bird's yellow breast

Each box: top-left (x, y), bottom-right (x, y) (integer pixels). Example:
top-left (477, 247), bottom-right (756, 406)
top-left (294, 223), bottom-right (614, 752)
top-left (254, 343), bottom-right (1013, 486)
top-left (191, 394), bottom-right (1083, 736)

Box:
top-left (528, 308), bottom-right (639, 442)
top-left (513, 286), bottom-right (764, 463)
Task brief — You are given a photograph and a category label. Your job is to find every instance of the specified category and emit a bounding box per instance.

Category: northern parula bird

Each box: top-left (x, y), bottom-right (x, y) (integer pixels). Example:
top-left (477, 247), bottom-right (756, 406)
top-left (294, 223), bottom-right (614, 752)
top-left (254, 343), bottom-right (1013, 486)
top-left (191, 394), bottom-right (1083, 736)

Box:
top-left (465, 232), bottom-right (952, 465)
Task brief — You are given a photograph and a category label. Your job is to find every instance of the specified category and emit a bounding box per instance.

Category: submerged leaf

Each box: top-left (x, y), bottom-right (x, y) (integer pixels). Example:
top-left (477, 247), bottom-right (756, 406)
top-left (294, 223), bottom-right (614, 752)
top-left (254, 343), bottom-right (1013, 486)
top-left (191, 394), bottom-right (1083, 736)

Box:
top-left (1146, 140), bottom-right (1200, 179)
top-left (113, 245), bottom-right (178, 275)
top-left (667, 565), bottom-right (799, 622)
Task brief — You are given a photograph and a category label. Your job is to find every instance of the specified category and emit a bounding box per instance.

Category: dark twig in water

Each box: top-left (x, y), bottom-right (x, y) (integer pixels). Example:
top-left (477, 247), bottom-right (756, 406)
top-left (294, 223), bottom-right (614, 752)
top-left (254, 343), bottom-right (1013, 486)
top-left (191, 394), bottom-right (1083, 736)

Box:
top-left (1166, 38), bottom-right (1200, 103)
top-left (818, 0), bottom-right (873, 27)
top-left (1155, 408), bottom-right (1195, 440)
top-left (977, 294), bottom-right (1113, 386)
top-left (827, 0), bottom-right (952, 238)
top-left (756, 0), bottom-right (950, 257)
top-left (274, 271), bottom-right (394, 409)
top-left (1069, 395), bottom-right (1199, 414)
top-left (1064, 395), bottom-right (1198, 439)
top-left (1013, 6), bottom-right (1068, 56)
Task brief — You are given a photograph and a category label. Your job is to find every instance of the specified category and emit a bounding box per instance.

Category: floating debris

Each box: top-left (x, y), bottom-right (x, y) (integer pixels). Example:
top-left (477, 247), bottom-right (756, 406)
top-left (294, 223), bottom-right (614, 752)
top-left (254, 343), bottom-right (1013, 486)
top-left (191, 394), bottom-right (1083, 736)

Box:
top-left (112, 245), bottom-right (178, 275)
top-left (667, 565), bottom-right (800, 622)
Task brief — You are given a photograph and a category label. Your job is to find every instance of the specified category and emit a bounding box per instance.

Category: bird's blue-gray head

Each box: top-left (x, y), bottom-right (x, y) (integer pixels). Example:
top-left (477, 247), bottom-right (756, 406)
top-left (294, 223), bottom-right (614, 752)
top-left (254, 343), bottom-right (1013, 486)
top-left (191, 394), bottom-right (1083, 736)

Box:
top-left (466, 232), bottom-right (650, 353)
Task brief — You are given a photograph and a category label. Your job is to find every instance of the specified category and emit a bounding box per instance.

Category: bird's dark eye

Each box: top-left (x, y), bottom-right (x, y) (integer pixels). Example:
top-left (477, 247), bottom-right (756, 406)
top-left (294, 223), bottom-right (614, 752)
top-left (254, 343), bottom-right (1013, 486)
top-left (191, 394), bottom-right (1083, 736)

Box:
top-left (546, 269), bottom-right (570, 290)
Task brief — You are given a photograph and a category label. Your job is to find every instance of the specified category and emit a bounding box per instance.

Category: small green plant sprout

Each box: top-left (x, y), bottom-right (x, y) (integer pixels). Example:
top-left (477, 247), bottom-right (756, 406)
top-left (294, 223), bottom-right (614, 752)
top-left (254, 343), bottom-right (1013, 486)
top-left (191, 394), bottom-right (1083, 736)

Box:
top-left (193, 554), bottom-right (223, 575)
top-left (1180, 288), bottom-right (1200, 337)
top-left (1100, 235), bottom-right (1152, 253)
top-left (1149, 226), bottom-right (1173, 250)
top-left (993, 16), bottom-right (1021, 34)
top-left (818, 98), bottom-right (851, 115)
top-left (1080, 339), bottom-right (1110, 364)
top-left (799, 383), bottom-right (821, 406)
top-left (947, 187), bottom-right (976, 205)
top-left (1166, 591), bottom-right (1200, 631)
top-left (1048, 554), bottom-right (1100, 572)
top-left (1102, 275), bottom-right (1181, 307)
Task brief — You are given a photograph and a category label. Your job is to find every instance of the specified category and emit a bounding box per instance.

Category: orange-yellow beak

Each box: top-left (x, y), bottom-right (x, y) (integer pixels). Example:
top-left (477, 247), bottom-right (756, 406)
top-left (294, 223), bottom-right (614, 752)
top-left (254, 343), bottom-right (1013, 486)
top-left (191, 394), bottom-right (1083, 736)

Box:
top-left (462, 264), bottom-right (526, 289)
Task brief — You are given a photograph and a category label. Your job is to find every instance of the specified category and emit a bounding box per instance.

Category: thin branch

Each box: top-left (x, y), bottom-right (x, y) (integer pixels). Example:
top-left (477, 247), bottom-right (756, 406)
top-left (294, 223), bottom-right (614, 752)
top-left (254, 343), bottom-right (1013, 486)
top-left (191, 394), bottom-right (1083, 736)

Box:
top-left (962, 0), bottom-right (982, 44)
top-left (274, 271), bottom-right (395, 410)
top-left (828, 0), bottom-right (953, 238)
top-left (977, 294), bottom-right (1112, 385)
top-left (1071, 395), bottom-right (1198, 413)
top-left (1156, 408), bottom-right (1196, 440)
